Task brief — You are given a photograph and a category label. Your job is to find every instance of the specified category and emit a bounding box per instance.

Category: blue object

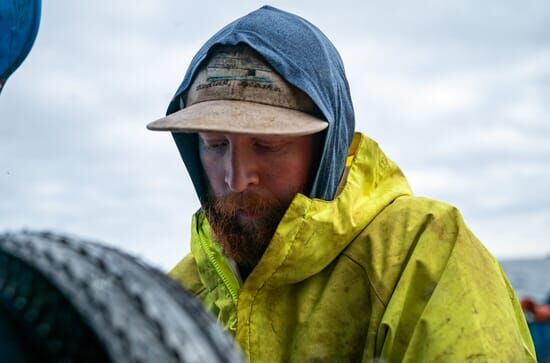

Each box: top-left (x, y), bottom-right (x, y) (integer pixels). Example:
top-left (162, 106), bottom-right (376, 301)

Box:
top-left (168, 6), bottom-right (355, 203)
top-left (529, 322), bottom-right (550, 362)
top-left (0, 0), bottom-right (41, 92)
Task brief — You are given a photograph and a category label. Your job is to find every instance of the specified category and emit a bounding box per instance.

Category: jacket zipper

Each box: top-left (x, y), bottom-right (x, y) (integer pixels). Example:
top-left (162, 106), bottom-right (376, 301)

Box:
top-left (198, 233), bottom-right (239, 306)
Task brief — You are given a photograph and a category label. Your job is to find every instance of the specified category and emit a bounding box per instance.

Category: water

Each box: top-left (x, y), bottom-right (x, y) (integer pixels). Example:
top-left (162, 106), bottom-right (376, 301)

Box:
top-left (500, 258), bottom-right (550, 304)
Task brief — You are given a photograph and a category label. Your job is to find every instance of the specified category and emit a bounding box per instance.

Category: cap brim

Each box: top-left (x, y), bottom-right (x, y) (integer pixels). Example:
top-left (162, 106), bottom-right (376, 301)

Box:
top-left (147, 100), bottom-right (328, 136)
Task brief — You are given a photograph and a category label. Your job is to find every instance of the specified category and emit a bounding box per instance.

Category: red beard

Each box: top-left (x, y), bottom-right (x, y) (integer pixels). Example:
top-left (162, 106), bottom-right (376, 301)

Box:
top-left (203, 190), bottom-right (287, 270)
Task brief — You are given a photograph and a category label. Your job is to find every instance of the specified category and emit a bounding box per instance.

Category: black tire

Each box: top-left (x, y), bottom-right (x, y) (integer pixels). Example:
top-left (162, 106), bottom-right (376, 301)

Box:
top-left (0, 230), bottom-right (245, 363)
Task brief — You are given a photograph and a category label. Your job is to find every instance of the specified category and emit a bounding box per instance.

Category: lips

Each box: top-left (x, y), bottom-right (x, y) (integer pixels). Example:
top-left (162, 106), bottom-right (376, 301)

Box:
top-left (237, 208), bottom-right (262, 222)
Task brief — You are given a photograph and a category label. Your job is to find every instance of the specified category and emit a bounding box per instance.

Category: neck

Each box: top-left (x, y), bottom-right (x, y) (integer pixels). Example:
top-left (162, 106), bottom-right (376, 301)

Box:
top-left (238, 263), bottom-right (255, 281)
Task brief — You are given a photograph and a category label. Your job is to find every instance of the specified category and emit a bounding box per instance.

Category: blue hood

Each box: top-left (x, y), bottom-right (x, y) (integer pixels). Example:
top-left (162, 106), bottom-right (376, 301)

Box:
top-left (167, 5), bottom-right (355, 202)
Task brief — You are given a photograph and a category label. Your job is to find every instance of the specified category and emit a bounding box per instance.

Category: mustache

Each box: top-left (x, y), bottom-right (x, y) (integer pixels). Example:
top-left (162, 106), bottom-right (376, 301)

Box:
top-left (210, 191), bottom-right (282, 217)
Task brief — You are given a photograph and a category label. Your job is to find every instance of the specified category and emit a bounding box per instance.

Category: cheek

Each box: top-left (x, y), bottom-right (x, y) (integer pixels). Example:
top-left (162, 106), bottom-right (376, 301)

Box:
top-left (199, 153), bottom-right (226, 196)
top-left (262, 153), bottom-right (314, 201)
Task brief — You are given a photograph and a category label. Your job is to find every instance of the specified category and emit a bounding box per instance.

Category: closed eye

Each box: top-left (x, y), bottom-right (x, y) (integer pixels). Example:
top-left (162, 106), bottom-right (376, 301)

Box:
top-left (199, 137), bottom-right (228, 150)
top-left (254, 140), bottom-right (288, 153)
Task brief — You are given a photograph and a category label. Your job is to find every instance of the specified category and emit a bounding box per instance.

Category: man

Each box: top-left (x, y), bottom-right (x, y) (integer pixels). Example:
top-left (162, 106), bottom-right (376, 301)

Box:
top-left (148, 6), bottom-right (535, 362)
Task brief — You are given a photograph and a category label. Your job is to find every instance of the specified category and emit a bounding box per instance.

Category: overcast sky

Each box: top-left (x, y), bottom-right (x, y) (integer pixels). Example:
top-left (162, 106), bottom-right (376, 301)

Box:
top-left (1, 1), bottom-right (548, 271)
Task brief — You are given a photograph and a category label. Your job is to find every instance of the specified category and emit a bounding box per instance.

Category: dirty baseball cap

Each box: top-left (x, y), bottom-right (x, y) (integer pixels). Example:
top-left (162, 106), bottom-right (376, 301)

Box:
top-left (147, 44), bottom-right (328, 135)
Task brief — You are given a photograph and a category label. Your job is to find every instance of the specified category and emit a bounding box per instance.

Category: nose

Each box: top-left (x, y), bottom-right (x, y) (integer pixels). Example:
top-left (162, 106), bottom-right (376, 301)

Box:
top-left (225, 147), bottom-right (260, 193)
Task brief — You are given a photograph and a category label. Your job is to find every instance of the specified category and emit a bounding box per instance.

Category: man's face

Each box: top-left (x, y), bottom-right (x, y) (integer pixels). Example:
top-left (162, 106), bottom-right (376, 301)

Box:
top-left (198, 132), bottom-right (321, 269)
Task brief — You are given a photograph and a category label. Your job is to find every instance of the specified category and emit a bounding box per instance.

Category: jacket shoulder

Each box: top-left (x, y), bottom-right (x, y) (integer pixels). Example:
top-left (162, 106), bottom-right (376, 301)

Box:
top-left (168, 253), bottom-right (205, 296)
top-left (344, 195), bottom-right (486, 304)
top-left (344, 196), bottom-right (535, 361)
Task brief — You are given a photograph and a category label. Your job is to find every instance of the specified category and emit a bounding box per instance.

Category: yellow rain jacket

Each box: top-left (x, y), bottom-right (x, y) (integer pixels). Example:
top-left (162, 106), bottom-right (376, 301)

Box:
top-left (170, 133), bottom-right (536, 362)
